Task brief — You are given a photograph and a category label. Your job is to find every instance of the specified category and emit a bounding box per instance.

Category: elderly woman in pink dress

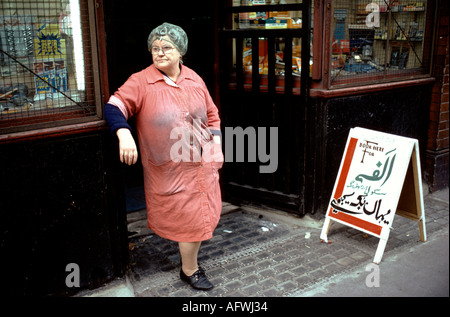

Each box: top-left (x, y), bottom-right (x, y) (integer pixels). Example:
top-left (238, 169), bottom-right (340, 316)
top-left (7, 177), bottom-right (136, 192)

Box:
top-left (104, 23), bottom-right (223, 291)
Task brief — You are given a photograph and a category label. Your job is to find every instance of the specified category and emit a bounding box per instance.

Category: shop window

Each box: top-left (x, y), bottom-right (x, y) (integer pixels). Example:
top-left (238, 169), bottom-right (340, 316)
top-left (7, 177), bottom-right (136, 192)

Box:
top-left (233, 0), bottom-right (305, 30)
top-left (222, 0), bottom-right (312, 95)
top-left (0, 0), bottom-right (102, 134)
top-left (330, 0), bottom-right (433, 87)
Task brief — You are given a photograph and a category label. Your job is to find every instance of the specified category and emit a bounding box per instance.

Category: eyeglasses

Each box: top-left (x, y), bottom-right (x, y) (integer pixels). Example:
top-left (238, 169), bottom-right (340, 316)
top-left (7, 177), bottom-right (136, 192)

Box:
top-left (151, 45), bottom-right (175, 55)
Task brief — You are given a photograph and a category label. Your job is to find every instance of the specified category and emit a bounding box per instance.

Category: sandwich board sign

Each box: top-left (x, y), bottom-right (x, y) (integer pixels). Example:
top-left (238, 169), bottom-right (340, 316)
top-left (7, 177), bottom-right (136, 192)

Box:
top-left (320, 127), bottom-right (426, 264)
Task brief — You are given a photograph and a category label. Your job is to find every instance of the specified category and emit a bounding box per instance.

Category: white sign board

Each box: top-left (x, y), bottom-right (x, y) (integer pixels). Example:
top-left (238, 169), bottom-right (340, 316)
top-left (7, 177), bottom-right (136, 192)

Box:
top-left (320, 127), bottom-right (426, 264)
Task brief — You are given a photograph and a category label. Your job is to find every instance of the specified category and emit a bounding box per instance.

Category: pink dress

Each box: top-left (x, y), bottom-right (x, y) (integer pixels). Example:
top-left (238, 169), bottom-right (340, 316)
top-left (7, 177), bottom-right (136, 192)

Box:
top-left (108, 64), bottom-right (222, 242)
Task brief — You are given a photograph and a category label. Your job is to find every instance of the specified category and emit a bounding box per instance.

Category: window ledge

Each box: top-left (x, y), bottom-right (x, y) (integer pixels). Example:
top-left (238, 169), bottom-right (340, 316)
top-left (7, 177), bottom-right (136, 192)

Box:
top-left (0, 120), bottom-right (108, 144)
top-left (310, 77), bottom-right (435, 99)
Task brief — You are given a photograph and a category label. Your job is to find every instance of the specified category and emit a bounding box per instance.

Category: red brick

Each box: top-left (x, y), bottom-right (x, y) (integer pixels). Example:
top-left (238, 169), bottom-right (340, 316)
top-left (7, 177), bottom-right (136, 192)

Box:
top-left (443, 93), bottom-right (449, 103)
top-left (439, 120), bottom-right (449, 130)
top-left (441, 101), bottom-right (449, 112)
top-left (438, 129), bottom-right (449, 139)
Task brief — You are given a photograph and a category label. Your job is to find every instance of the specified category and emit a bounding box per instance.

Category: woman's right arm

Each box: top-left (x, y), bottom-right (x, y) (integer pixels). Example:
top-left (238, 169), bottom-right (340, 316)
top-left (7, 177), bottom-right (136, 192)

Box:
top-left (116, 128), bottom-right (138, 166)
top-left (104, 103), bottom-right (138, 165)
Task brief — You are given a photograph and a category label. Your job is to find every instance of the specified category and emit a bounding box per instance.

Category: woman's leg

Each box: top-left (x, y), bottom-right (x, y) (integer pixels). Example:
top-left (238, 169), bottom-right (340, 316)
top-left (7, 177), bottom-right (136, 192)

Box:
top-left (178, 241), bottom-right (214, 290)
top-left (178, 241), bottom-right (201, 276)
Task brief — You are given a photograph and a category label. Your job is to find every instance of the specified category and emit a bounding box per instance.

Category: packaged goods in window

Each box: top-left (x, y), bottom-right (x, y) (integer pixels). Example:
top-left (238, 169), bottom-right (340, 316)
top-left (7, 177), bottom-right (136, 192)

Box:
top-left (243, 46), bottom-right (252, 72)
top-left (34, 61), bottom-right (55, 95)
top-left (0, 84), bottom-right (32, 112)
top-left (332, 39), bottom-right (350, 54)
top-left (0, 15), bottom-right (35, 62)
top-left (249, 7), bottom-right (268, 27)
top-left (330, 0), bottom-right (429, 84)
top-left (331, 54), bottom-right (347, 69)
top-left (54, 60), bottom-right (68, 93)
top-left (287, 18), bottom-right (302, 28)
top-left (34, 24), bottom-right (66, 59)
top-left (242, 39), bottom-right (268, 74)
top-left (414, 30), bottom-right (424, 41)
top-left (408, 22), bottom-right (419, 40)
top-left (265, 17), bottom-right (288, 29)
top-left (394, 22), bottom-right (407, 40)
top-left (33, 60), bottom-right (67, 96)
top-left (390, 46), bottom-right (409, 69)
top-left (249, 19), bottom-right (266, 29)
top-left (269, 11), bottom-right (290, 18)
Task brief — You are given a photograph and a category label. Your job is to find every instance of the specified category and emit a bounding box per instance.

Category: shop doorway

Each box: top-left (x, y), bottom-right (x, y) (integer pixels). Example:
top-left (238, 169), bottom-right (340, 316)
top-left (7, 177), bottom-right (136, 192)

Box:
top-left (103, 0), bottom-right (218, 213)
top-left (104, 1), bottom-right (313, 216)
top-left (217, 1), bottom-right (312, 215)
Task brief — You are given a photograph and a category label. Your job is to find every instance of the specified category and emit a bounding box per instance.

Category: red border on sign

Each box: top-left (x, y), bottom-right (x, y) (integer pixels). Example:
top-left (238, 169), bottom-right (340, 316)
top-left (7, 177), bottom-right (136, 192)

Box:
top-left (328, 137), bottom-right (383, 236)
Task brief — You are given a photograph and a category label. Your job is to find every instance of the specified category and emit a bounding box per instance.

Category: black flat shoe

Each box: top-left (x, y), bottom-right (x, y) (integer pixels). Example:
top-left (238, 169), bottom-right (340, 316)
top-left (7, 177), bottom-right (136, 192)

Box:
top-left (180, 266), bottom-right (214, 291)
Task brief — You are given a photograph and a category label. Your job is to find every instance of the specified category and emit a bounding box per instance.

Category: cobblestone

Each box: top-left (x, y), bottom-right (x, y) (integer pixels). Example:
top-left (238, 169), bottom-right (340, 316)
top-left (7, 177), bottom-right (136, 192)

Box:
top-left (124, 188), bottom-right (448, 297)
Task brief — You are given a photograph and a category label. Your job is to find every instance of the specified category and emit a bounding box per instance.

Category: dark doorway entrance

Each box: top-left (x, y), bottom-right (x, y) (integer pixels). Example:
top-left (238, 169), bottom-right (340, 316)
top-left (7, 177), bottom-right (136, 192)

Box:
top-left (103, 1), bottom-right (218, 212)
top-left (217, 1), bottom-right (312, 216)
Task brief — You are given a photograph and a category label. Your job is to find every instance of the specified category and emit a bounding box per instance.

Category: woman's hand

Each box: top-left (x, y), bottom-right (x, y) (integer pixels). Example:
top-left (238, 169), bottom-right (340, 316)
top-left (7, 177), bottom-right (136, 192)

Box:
top-left (116, 128), bottom-right (138, 165)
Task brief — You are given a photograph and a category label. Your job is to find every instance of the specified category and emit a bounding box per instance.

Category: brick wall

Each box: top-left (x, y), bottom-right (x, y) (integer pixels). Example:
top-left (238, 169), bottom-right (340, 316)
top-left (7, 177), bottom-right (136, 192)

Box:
top-left (426, 0), bottom-right (449, 191)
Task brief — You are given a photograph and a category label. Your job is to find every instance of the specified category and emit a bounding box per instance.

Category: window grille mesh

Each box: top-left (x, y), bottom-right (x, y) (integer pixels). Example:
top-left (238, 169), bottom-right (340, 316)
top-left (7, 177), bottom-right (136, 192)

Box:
top-left (0, 0), bottom-right (97, 132)
top-left (331, 0), bottom-right (431, 86)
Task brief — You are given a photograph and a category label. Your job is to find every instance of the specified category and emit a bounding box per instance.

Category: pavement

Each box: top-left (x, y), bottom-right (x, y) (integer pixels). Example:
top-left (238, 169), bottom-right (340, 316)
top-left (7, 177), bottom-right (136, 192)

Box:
top-left (76, 184), bottom-right (448, 298)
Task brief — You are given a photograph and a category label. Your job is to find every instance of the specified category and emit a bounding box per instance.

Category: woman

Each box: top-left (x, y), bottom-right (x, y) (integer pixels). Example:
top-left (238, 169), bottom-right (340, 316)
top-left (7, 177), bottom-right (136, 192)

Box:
top-left (104, 23), bottom-right (223, 291)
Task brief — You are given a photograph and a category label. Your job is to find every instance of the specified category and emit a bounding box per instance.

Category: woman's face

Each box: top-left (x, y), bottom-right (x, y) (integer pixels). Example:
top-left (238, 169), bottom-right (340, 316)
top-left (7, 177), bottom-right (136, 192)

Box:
top-left (150, 36), bottom-right (181, 73)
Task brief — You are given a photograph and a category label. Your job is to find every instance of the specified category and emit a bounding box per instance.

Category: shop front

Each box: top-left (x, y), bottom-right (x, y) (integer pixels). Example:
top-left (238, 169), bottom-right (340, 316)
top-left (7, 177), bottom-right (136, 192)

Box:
top-left (1, 0), bottom-right (447, 296)
top-left (0, 0), bottom-right (127, 296)
top-left (101, 0), bottom-right (448, 217)
top-left (217, 0), bottom-right (448, 215)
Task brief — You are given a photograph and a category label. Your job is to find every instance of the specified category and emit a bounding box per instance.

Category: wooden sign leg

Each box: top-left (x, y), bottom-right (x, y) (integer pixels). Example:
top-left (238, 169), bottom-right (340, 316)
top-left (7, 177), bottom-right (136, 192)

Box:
top-left (373, 229), bottom-right (390, 264)
top-left (373, 239), bottom-right (387, 264)
top-left (396, 141), bottom-right (427, 243)
top-left (412, 142), bottom-right (427, 242)
top-left (320, 217), bottom-right (332, 243)
top-left (418, 216), bottom-right (427, 242)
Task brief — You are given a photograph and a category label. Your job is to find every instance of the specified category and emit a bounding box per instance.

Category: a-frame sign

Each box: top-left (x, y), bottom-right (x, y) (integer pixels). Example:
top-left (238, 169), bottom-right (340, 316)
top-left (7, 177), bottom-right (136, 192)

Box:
top-left (320, 127), bottom-right (426, 264)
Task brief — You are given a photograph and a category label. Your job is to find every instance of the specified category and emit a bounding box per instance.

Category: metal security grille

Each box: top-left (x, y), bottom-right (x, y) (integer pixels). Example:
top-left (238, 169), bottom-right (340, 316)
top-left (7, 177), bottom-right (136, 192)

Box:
top-left (0, 0), bottom-right (99, 133)
top-left (330, 0), bottom-right (432, 86)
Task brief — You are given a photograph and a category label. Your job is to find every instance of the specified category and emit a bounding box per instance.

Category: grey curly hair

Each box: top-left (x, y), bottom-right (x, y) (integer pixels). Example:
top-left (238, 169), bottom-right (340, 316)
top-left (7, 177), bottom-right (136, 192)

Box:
top-left (147, 22), bottom-right (188, 56)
